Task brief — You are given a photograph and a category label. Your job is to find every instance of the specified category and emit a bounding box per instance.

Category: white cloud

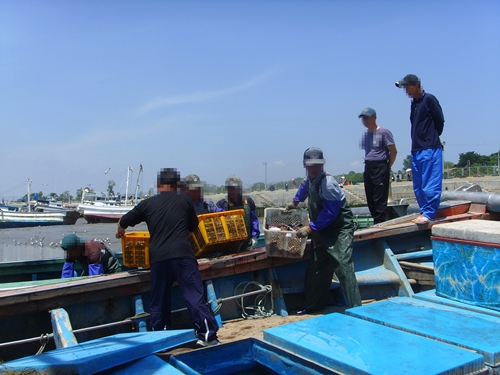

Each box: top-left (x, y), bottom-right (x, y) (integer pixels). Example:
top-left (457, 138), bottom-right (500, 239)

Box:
top-left (273, 160), bottom-right (286, 167)
top-left (139, 70), bottom-right (278, 113)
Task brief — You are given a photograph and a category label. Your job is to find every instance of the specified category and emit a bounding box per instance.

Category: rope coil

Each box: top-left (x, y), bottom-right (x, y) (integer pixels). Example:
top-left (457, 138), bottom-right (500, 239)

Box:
top-left (234, 281), bottom-right (274, 319)
top-left (35, 334), bottom-right (50, 355)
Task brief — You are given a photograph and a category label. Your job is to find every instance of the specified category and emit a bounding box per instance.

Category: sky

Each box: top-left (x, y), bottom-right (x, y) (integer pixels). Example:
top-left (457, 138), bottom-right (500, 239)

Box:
top-left (1, 0), bottom-right (499, 200)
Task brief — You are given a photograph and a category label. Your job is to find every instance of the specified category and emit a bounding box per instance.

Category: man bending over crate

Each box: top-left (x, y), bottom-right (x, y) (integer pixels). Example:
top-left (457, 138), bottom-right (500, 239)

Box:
top-left (286, 147), bottom-right (362, 313)
top-left (216, 175), bottom-right (260, 250)
top-left (116, 168), bottom-right (219, 347)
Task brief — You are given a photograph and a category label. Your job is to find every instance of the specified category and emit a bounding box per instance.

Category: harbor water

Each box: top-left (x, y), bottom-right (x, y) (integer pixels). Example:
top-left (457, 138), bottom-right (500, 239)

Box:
top-left (0, 218), bottom-right (148, 263)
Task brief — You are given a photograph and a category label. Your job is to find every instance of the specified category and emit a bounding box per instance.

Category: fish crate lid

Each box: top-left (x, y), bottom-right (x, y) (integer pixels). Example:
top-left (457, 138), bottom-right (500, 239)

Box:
top-left (432, 220), bottom-right (500, 245)
top-left (264, 208), bottom-right (309, 227)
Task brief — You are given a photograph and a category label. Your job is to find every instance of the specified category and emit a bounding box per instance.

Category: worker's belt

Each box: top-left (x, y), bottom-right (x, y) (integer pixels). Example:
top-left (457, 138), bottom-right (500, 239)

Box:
top-left (364, 160), bottom-right (389, 164)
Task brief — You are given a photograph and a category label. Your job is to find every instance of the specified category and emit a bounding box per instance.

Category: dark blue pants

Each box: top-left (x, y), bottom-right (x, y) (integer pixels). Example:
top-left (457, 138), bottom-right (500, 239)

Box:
top-left (363, 161), bottom-right (390, 224)
top-left (150, 258), bottom-right (218, 342)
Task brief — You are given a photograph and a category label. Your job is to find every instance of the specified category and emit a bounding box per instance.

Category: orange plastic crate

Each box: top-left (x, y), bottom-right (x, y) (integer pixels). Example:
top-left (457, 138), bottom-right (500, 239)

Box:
top-left (190, 209), bottom-right (248, 258)
top-left (121, 231), bottom-right (150, 268)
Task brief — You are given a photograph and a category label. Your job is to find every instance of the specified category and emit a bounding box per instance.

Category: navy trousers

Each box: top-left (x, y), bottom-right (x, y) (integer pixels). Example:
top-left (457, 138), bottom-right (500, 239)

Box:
top-left (363, 161), bottom-right (390, 224)
top-left (150, 258), bottom-right (218, 342)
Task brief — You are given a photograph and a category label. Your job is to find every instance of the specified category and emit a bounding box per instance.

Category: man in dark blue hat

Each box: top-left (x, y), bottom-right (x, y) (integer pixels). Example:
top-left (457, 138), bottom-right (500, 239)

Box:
top-left (116, 168), bottom-right (219, 347)
top-left (286, 147), bottom-right (361, 313)
top-left (396, 74), bottom-right (444, 224)
top-left (60, 234), bottom-right (121, 278)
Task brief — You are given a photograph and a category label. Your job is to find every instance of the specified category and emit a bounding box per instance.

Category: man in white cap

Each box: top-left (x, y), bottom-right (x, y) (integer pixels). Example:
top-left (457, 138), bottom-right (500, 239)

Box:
top-left (286, 147), bottom-right (361, 313)
top-left (216, 175), bottom-right (260, 250)
top-left (183, 174), bottom-right (217, 214)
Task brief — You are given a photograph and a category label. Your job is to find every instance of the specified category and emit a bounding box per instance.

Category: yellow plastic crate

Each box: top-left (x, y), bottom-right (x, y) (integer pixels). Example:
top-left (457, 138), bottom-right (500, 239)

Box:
top-left (190, 209), bottom-right (248, 258)
top-left (121, 231), bottom-right (150, 268)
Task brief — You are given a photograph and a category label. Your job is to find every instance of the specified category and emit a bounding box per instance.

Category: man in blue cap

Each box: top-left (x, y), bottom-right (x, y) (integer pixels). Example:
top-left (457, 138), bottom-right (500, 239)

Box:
top-left (396, 74), bottom-right (444, 224)
top-left (60, 234), bottom-right (122, 278)
top-left (286, 147), bottom-right (361, 313)
top-left (359, 107), bottom-right (398, 224)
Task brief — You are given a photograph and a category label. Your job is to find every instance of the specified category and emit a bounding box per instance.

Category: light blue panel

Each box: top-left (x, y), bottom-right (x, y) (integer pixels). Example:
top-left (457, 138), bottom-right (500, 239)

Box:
top-left (433, 238), bottom-right (500, 311)
top-left (1, 330), bottom-right (195, 375)
top-left (169, 338), bottom-right (336, 375)
top-left (100, 355), bottom-right (185, 375)
top-left (414, 289), bottom-right (500, 319)
top-left (264, 313), bottom-right (486, 375)
top-left (205, 280), bottom-right (223, 328)
top-left (133, 294), bottom-right (148, 332)
top-left (346, 297), bottom-right (500, 366)
top-left (50, 308), bottom-right (78, 348)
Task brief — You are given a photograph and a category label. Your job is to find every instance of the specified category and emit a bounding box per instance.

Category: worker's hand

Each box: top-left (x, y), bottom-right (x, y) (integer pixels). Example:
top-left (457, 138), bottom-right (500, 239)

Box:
top-left (115, 225), bottom-right (126, 239)
top-left (251, 237), bottom-right (258, 248)
top-left (285, 202), bottom-right (297, 211)
top-left (296, 226), bottom-right (311, 239)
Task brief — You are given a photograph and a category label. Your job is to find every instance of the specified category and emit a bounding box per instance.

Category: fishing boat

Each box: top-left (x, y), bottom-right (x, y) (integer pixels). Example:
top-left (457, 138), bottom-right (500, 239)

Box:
top-left (0, 190), bottom-right (499, 373)
top-left (34, 199), bottom-right (75, 213)
top-left (79, 165), bottom-right (143, 223)
top-left (0, 209), bottom-right (80, 229)
top-left (0, 180), bottom-right (79, 228)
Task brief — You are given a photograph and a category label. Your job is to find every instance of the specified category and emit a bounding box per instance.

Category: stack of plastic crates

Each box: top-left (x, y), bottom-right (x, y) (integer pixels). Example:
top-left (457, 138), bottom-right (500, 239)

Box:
top-left (121, 231), bottom-right (150, 268)
top-left (190, 209), bottom-right (248, 258)
top-left (264, 208), bottom-right (309, 258)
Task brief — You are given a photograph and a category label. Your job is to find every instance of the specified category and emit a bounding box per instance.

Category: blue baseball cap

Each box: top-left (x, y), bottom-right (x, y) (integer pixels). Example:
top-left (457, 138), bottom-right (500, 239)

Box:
top-left (61, 234), bottom-right (84, 250)
top-left (358, 107), bottom-right (377, 118)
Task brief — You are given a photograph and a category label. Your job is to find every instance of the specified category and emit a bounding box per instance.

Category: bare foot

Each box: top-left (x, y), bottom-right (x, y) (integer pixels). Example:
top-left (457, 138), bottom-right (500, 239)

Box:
top-left (412, 215), bottom-right (430, 224)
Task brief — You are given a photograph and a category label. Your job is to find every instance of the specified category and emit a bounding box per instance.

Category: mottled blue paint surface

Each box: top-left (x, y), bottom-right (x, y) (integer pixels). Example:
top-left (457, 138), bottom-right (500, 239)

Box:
top-left (433, 239), bottom-right (500, 311)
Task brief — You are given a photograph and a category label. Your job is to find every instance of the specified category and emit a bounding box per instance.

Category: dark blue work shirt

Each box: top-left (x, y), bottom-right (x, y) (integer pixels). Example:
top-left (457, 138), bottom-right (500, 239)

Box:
top-left (410, 91), bottom-right (444, 152)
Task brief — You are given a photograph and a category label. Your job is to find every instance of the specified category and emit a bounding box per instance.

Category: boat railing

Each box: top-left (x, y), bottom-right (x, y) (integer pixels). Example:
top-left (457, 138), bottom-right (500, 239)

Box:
top-left (0, 285), bottom-right (271, 352)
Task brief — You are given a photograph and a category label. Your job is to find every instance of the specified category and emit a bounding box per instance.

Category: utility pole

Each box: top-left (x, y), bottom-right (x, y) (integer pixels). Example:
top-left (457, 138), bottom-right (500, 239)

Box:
top-left (263, 162), bottom-right (268, 191)
top-left (442, 141), bottom-right (446, 179)
top-left (26, 178), bottom-right (32, 212)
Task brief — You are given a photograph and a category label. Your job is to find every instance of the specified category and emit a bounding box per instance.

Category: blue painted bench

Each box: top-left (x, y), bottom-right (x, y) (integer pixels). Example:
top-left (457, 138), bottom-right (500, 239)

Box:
top-left (100, 354), bottom-right (184, 375)
top-left (0, 330), bottom-right (195, 375)
top-left (169, 337), bottom-right (338, 375)
top-left (264, 313), bottom-right (486, 374)
top-left (346, 297), bottom-right (500, 370)
top-left (414, 289), bottom-right (500, 319)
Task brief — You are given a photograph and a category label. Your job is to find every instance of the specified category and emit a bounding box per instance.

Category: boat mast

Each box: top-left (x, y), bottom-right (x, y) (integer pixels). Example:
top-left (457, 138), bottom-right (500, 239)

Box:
top-left (26, 178), bottom-right (32, 212)
top-left (133, 164), bottom-right (143, 205)
top-left (124, 167), bottom-right (132, 206)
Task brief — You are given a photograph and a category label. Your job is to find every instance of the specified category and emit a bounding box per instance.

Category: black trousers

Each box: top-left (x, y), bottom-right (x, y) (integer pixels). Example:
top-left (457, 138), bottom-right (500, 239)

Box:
top-left (363, 161), bottom-right (390, 224)
top-left (150, 258), bottom-right (218, 342)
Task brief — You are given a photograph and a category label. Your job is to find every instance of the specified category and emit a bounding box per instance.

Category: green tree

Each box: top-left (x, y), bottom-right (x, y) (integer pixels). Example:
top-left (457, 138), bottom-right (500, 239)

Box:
top-left (457, 151), bottom-right (489, 167)
top-left (251, 182), bottom-right (266, 191)
top-left (342, 171), bottom-right (364, 184)
top-left (488, 151), bottom-right (500, 166)
top-left (402, 155), bottom-right (412, 171)
top-left (49, 192), bottom-right (58, 200)
top-left (107, 180), bottom-right (116, 196)
top-left (59, 190), bottom-right (73, 203)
